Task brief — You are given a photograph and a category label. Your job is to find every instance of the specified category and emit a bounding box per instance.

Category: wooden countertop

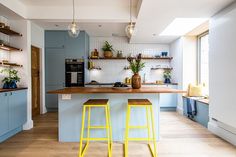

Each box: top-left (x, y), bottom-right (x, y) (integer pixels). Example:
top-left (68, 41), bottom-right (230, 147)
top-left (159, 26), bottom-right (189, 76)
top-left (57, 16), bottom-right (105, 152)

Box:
top-left (85, 82), bottom-right (178, 86)
top-left (0, 87), bottom-right (28, 93)
top-left (48, 87), bottom-right (186, 94)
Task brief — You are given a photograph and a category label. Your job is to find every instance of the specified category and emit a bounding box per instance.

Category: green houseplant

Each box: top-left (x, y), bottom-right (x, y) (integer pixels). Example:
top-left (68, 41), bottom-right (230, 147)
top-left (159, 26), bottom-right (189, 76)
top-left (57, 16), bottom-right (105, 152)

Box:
top-left (102, 41), bottom-right (114, 58)
top-left (163, 69), bottom-right (171, 83)
top-left (0, 69), bottom-right (20, 89)
top-left (127, 53), bottom-right (145, 89)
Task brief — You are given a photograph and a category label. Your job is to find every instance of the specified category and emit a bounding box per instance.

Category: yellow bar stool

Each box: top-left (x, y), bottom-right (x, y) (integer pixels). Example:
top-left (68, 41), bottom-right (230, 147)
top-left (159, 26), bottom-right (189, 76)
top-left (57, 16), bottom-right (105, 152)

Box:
top-left (125, 99), bottom-right (158, 157)
top-left (78, 99), bottom-right (112, 157)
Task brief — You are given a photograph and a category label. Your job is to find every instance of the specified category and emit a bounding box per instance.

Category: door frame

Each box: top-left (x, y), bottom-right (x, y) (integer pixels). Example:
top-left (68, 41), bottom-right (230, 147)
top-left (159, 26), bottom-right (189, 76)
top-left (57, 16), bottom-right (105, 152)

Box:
top-left (31, 45), bottom-right (41, 117)
top-left (31, 45), bottom-right (47, 116)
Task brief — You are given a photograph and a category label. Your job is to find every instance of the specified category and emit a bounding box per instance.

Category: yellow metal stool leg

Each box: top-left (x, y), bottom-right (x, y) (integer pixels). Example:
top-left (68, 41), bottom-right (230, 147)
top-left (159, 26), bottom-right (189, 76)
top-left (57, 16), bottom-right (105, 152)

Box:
top-left (107, 104), bottom-right (113, 154)
top-left (150, 106), bottom-right (158, 157)
top-left (125, 105), bottom-right (131, 157)
top-left (105, 106), bottom-right (112, 157)
top-left (79, 106), bottom-right (86, 157)
top-left (87, 106), bottom-right (91, 145)
top-left (146, 106), bottom-right (151, 145)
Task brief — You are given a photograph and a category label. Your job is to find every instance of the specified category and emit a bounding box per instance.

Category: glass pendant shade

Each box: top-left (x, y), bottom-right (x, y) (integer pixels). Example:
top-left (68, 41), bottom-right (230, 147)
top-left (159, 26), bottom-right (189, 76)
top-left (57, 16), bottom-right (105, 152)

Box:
top-left (68, 22), bottom-right (80, 38)
top-left (125, 23), bottom-right (136, 38)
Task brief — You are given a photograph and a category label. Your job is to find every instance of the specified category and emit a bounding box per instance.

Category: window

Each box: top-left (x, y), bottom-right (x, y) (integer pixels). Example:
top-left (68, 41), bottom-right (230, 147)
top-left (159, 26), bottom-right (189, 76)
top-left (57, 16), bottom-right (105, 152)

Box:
top-left (198, 32), bottom-right (209, 95)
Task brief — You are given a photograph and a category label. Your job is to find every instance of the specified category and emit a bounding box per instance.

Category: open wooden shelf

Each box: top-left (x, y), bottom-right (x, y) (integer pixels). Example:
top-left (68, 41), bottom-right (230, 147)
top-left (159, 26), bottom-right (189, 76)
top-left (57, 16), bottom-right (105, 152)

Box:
top-left (89, 57), bottom-right (126, 60)
top-left (151, 67), bottom-right (173, 70)
top-left (0, 62), bottom-right (23, 67)
top-left (0, 26), bottom-right (22, 36)
top-left (0, 43), bottom-right (22, 51)
top-left (89, 57), bottom-right (173, 60)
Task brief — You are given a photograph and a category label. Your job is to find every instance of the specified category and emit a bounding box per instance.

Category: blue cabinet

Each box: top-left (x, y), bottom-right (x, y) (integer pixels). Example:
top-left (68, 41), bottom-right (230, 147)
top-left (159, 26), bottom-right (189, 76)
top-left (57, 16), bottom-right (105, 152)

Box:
top-left (65, 31), bottom-right (86, 59)
top-left (0, 93), bottom-right (9, 136)
top-left (45, 48), bottom-right (65, 85)
top-left (45, 31), bottom-right (65, 48)
top-left (159, 85), bottom-right (177, 108)
top-left (45, 30), bottom-right (89, 110)
top-left (143, 84), bottom-right (178, 110)
top-left (9, 90), bottom-right (27, 130)
top-left (0, 89), bottom-right (27, 142)
top-left (183, 97), bottom-right (209, 128)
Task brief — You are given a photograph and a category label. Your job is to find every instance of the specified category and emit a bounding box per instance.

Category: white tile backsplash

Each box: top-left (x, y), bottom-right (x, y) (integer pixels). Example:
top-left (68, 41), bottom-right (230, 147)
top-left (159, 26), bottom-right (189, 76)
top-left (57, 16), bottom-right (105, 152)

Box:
top-left (88, 36), bottom-right (171, 83)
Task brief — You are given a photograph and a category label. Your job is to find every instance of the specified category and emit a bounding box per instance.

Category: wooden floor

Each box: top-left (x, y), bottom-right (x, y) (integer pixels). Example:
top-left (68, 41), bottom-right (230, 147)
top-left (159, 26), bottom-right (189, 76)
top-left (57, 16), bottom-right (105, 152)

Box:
top-left (0, 112), bottom-right (235, 157)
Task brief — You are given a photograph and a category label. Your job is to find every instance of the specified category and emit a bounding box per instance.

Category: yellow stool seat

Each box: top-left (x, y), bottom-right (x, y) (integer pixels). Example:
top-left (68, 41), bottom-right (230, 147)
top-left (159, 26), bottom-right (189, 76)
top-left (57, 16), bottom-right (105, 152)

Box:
top-left (84, 99), bottom-right (109, 105)
top-left (128, 99), bottom-right (152, 105)
top-left (125, 99), bottom-right (158, 157)
top-left (78, 99), bottom-right (112, 157)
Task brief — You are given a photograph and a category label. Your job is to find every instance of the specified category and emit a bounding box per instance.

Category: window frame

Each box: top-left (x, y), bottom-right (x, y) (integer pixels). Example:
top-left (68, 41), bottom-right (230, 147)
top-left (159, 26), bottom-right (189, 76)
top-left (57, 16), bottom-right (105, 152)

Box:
top-left (197, 31), bottom-right (209, 85)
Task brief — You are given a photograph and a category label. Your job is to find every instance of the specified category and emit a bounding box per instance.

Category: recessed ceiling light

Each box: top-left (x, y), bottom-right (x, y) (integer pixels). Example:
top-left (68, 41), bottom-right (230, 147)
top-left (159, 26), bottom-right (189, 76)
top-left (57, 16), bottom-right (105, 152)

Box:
top-left (159, 18), bottom-right (208, 36)
top-left (98, 25), bottom-right (102, 27)
top-left (55, 24), bottom-right (59, 27)
top-left (152, 34), bottom-right (156, 36)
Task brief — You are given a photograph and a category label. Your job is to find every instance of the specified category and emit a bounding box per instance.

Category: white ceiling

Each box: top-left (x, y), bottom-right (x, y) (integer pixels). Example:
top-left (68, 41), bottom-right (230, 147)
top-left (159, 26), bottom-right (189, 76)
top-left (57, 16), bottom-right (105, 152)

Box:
top-left (19, 0), bottom-right (138, 7)
top-left (32, 21), bottom-right (128, 37)
top-left (1, 0), bottom-right (235, 44)
top-left (130, 0), bottom-right (234, 43)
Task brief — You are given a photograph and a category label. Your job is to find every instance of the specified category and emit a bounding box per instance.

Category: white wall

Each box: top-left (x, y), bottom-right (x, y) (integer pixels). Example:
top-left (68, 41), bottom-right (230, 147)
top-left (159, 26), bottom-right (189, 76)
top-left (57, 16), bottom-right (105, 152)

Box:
top-left (182, 37), bottom-right (197, 90)
top-left (31, 22), bottom-right (46, 114)
top-left (170, 36), bottom-right (197, 113)
top-left (208, 2), bottom-right (236, 145)
top-left (88, 36), bottom-right (170, 83)
top-left (9, 20), bottom-right (33, 130)
top-left (170, 38), bottom-right (183, 112)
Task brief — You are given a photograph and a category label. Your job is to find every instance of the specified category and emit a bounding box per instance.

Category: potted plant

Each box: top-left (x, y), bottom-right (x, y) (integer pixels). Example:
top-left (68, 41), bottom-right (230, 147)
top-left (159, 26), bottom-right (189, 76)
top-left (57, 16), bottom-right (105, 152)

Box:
top-left (127, 54), bottom-right (145, 89)
top-left (0, 69), bottom-right (20, 89)
top-left (102, 41), bottom-right (114, 58)
top-left (163, 69), bottom-right (171, 84)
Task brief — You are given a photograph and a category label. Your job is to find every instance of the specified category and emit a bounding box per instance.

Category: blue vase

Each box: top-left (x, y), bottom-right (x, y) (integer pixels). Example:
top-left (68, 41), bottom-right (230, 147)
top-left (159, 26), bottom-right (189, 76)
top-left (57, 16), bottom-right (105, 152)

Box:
top-left (9, 80), bottom-right (17, 89)
top-left (3, 83), bottom-right (10, 89)
top-left (164, 78), bottom-right (171, 84)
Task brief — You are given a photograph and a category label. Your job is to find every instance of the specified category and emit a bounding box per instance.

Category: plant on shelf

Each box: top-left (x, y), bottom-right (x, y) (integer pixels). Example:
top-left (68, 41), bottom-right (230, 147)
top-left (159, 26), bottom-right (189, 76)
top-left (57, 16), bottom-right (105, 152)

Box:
top-left (163, 69), bottom-right (171, 84)
top-left (0, 69), bottom-right (20, 89)
top-left (127, 53), bottom-right (145, 89)
top-left (102, 41), bottom-right (114, 58)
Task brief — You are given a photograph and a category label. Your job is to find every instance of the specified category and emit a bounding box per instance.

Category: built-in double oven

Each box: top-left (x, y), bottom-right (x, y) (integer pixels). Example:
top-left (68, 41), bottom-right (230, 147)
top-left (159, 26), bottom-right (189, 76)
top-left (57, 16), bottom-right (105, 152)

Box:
top-left (65, 59), bottom-right (84, 87)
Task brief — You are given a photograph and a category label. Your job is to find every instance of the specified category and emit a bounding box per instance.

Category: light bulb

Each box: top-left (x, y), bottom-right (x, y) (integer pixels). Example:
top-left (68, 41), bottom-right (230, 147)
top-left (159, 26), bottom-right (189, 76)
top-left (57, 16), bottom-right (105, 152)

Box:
top-left (68, 22), bottom-right (80, 38)
top-left (125, 23), bottom-right (137, 38)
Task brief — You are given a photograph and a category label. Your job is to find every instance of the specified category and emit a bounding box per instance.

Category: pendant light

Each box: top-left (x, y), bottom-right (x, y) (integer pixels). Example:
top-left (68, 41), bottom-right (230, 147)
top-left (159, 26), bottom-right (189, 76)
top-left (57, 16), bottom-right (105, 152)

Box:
top-left (68, 0), bottom-right (80, 38)
top-left (125, 0), bottom-right (136, 38)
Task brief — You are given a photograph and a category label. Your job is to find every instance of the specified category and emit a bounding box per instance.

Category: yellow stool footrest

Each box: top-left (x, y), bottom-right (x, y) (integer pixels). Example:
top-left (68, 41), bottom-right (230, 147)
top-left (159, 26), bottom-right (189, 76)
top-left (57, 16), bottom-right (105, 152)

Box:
top-left (82, 137), bottom-right (109, 141)
top-left (89, 126), bottom-right (107, 129)
top-left (127, 138), bottom-right (155, 141)
top-left (129, 126), bottom-right (148, 129)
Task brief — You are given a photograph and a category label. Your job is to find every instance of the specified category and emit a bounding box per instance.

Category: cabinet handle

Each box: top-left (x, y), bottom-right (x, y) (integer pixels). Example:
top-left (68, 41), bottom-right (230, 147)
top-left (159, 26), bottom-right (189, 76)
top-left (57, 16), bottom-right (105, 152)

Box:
top-left (10, 92), bottom-right (12, 96)
top-left (5, 93), bottom-right (7, 96)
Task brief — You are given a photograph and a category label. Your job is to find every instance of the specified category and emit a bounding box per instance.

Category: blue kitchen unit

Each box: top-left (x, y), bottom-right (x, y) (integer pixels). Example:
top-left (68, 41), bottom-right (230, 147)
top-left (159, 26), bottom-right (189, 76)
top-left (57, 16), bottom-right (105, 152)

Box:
top-left (45, 30), bottom-right (89, 111)
top-left (0, 89), bottom-right (27, 142)
top-left (183, 96), bottom-right (209, 128)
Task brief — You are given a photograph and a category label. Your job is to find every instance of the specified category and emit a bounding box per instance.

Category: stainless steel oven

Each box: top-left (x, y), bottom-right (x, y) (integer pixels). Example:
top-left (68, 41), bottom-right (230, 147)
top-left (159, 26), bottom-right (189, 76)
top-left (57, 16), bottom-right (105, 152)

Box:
top-left (65, 59), bottom-right (84, 87)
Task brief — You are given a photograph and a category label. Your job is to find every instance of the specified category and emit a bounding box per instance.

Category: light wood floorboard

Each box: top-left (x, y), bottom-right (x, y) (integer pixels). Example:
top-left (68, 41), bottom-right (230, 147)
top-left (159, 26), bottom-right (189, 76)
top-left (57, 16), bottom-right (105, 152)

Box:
top-left (0, 112), bottom-right (235, 157)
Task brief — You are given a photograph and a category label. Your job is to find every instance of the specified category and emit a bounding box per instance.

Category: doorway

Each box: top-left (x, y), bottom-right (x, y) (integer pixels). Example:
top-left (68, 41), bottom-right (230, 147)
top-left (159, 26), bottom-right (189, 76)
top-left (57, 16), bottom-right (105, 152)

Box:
top-left (31, 46), bottom-right (41, 117)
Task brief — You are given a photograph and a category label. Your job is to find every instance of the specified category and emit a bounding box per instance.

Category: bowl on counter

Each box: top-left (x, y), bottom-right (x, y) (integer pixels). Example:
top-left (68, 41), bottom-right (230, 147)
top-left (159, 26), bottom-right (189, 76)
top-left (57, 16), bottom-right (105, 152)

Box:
top-left (112, 82), bottom-right (130, 90)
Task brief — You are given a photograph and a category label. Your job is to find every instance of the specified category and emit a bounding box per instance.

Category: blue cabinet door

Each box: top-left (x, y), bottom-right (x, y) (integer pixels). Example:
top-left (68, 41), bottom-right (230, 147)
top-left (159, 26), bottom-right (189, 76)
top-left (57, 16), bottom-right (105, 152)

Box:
top-left (45, 48), bottom-right (65, 85)
top-left (65, 31), bottom-right (86, 59)
top-left (9, 90), bottom-right (27, 130)
top-left (45, 31), bottom-right (65, 48)
top-left (0, 92), bottom-right (9, 136)
top-left (194, 102), bottom-right (209, 128)
top-left (159, 85), bottom-right (177, 108)
top-left (45, 85), bottom-right (63, 110)
top-left (45, 48), bottom-right (65, 110)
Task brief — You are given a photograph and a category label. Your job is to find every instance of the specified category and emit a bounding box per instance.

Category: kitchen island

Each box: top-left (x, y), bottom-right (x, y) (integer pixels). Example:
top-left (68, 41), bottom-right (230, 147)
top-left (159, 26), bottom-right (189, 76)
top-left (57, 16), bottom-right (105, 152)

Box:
top-left (48, 87), bottom-right (186, 142)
